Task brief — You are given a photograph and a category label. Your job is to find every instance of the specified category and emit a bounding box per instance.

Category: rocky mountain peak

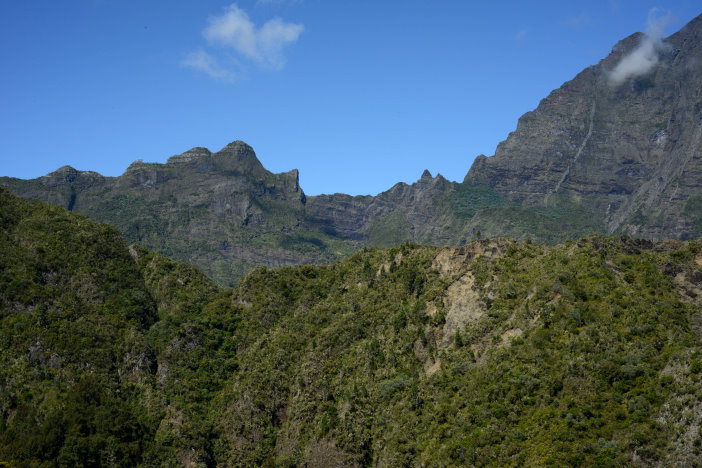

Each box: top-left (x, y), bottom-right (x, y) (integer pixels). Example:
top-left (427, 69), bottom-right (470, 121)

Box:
top-left (674, 12), bottom-right (702, 37)
top-left (212, 140), bottom-right (265, 173)
top-left (40, 165), bottom-right (103, 188)
top-left (164, 141), bottom-right (262, 172)
top-left (47, 165), bottom-right (79, 178)
top-left (595, 32), bottom-right (646, 71)
top-left (167, 147), bottom-right (212, 164)
top-left (222, 140), bottom-right (252, 151)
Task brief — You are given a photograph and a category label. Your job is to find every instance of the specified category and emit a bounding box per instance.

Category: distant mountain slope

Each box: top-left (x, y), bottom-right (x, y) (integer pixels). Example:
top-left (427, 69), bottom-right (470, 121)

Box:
top-left (3, 186), bottom-right (702, 466)
top-left (1, 142), bottom-right (506, 286)
top-left (1, 142), bottom-right (350, 286)
top-left (466, 13), bottom-right (702, 240)
top-left (0, 142), bottom-right (605, 286)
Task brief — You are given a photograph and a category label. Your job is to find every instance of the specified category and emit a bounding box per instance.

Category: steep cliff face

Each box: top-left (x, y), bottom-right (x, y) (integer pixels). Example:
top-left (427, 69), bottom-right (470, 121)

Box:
top-left (466, 14), bottom-right (702, 240)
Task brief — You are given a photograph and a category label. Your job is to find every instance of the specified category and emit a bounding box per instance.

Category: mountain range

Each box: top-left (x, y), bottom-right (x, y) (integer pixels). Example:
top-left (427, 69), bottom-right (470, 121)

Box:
top-left (2, 14), bottom-right (702, 288)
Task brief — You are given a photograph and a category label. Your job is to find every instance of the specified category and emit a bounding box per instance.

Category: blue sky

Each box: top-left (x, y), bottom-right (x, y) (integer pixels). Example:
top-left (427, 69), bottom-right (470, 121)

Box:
top-left (1, 1), bottom-right (699, 195)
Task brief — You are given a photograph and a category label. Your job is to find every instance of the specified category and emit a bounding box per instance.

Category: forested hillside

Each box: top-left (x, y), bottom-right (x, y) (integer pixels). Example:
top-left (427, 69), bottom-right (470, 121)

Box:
top-left (2, 187), bottom-right (702, 466)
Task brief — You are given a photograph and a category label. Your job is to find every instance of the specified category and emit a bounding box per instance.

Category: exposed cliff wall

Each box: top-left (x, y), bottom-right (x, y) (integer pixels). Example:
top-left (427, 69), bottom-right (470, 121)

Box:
top-left (466, 14), bottom-right (702, 240)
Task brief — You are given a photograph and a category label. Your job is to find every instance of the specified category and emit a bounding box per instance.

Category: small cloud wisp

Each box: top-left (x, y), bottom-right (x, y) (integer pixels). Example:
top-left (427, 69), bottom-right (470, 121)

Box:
top-left (607, 8), bottom-right (672, 86)
top-left (203, 4), bottom-right (303, 69)
top-left (181, 50), bottom-right (235, 81)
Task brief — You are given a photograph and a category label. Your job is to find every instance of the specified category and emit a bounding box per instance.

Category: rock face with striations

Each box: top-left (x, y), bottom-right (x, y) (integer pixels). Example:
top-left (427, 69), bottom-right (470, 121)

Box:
top-left (466, 13), bottom-right (702, 239)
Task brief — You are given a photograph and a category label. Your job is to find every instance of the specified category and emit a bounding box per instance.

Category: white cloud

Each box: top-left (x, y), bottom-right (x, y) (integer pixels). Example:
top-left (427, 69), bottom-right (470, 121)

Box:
top-left (181, 50), bottom-right (235, 81)
top-left (203, 4), bottom-right (303, 69)
top-left (607, 8), bottom-right (672, 86)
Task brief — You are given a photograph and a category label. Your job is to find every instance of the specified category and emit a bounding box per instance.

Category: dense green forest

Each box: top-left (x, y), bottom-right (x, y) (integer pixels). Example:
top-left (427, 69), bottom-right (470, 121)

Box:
top-left (1, 186), bottom-right (702, 466)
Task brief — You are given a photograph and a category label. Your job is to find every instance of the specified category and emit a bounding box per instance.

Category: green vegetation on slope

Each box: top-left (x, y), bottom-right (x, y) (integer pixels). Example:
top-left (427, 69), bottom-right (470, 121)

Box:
top-left (466, 194), bottom-right (606, 244)
top-left (1, 186), bottom-right (701, 466)
top-left (0, 187), bottom-right (160, 466)
top-left (368, 211), bottom-right (413, 247)
top-left (684, 194), bottom-right (702, 233)
top-left (79, 188), bottom-right (357, 288)
top-left (2, 164), bottom-right (613, 289)
top-left (207, 237), bottom-right (702, 466)
top-left (447, 183), bottom-right (510, 218)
